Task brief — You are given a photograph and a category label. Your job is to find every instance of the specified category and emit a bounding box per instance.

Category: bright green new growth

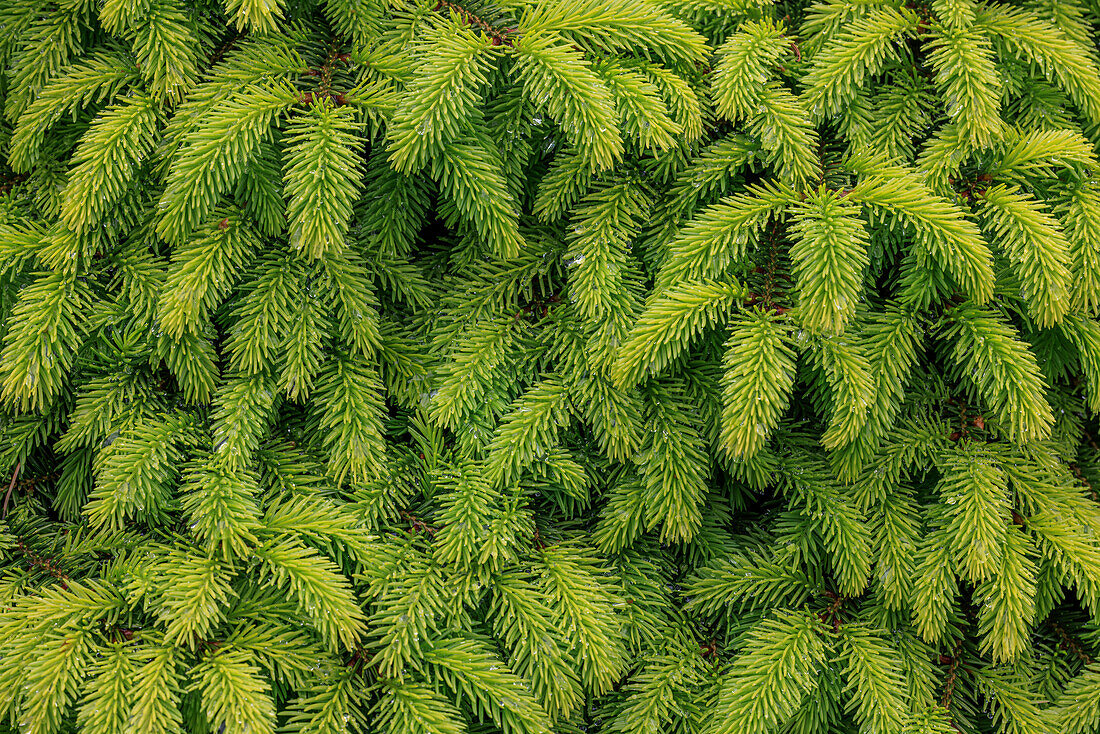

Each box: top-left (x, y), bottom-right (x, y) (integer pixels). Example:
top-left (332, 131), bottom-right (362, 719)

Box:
top-left (6, 0), bottom-right (1100, 733)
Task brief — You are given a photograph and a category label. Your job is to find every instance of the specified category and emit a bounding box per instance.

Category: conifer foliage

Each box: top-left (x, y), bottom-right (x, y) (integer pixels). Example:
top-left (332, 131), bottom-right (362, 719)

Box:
top-left (8, 0), bottom-right (1100, 732)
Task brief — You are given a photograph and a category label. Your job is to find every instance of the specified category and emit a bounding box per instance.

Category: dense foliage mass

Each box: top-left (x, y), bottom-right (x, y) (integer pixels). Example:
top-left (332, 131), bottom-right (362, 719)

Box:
top-left (6, 0), bottom-right (1100, 732)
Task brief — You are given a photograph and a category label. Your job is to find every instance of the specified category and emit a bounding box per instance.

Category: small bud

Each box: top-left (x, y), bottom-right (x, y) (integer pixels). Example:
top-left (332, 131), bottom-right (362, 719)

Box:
top-left (939, 654), bottom-right (953, 665)
top-left (218, 218), bottom-right (229, 230)
top-left (491, 36), bottom-right (502, 46)
top-left (972, 415), bottom-right (985, 429)
top-left (300, 92), bottom-right (314, 105)
top-left (333, 93), bottom-right (347, 105)
top-left (949, 431), bottom-right (961, 441)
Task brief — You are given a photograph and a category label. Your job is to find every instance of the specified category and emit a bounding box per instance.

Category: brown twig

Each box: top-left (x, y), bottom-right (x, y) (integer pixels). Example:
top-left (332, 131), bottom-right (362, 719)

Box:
top-left (743, 220), bottom-right (790, 315)
top-left (298, 40), bottom-right (353, 107)
top-left (344, 645), bottom-right (371, 671)
top-left (0, 172), bottom-right (28, 197)
top-left (818, 589), bottom-right (846, 632)
top-left (399, 509), bottom-right (438, 536)
top-left (15, 539), bottom-right (70, 588)
top-left (939, 639), bottom-right (964, 709)
top-left (762, 220), bottom-right (781, 312)
top-left (1071, 463), bottom-right (1100, 503)
top-left (207, 31), bottom-right (245, 68)
top-left (1052, 620), bottom-right (1094, 666)
top-left (434, 0), bottom-right (514, 46)
top-left (1082, 427), bottom-right (1100, 454)
top-left (2, 460), bottom-right (23, 519)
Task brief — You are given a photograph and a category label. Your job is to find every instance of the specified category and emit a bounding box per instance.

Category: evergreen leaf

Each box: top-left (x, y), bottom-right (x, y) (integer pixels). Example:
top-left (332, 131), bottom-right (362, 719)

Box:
top-left (940, 304), bottom-right (1053, 443)
top-left (719, 309), bottom-right (797, 458)
top-left (612, 280), bottom-right (744, 389)
top-left (979, 184), bottom-right (1073, 328)
top-left (789, 188), bottom-right (870, 334)
top-left (283, 101), bottom-right (365, 261)
top-left (711, 610), bottom-right (828, 734)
